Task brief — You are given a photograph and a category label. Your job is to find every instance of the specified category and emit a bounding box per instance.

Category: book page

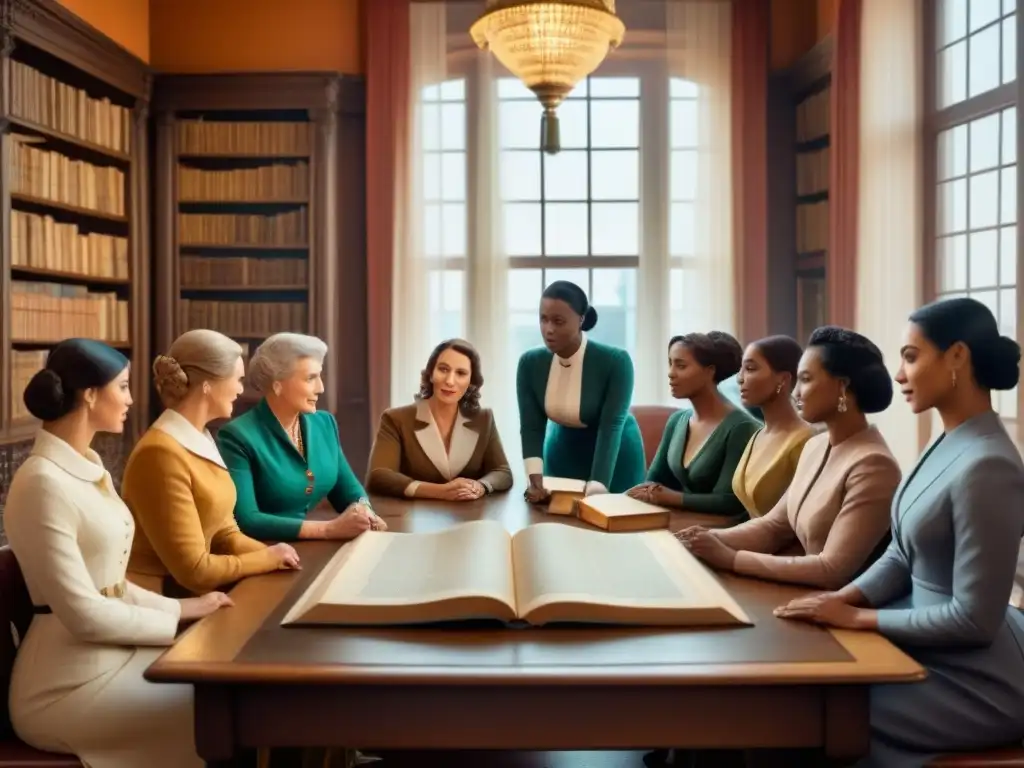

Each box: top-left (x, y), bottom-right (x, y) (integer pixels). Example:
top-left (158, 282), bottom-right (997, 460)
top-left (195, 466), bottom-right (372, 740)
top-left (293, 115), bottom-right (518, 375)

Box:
top-left (511, 523), bottom-right (751, 627)
top-left (282, 519), bottom-right (517, 625)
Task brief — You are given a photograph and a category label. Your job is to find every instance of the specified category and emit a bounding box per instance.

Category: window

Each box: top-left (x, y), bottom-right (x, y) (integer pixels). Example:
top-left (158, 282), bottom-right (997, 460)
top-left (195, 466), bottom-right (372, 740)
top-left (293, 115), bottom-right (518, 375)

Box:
top-left (930, 0), bottom-right (1019, 420)
top-left (669, 77), bottom-right (701, 335)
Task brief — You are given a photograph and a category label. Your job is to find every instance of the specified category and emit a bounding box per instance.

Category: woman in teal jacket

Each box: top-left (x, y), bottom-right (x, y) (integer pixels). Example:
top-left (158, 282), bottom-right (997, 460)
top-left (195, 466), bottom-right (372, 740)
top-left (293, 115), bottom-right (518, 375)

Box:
top-left (518, 280), bottom-right (646, 502)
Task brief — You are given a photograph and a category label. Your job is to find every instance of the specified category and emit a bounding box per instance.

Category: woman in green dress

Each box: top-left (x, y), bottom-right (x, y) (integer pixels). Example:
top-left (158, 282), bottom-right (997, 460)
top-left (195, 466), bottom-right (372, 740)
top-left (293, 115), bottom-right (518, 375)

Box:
top-left (627, 331), bottom-right (761, 519)
top-left (518, 280), bottom-right (647, 502)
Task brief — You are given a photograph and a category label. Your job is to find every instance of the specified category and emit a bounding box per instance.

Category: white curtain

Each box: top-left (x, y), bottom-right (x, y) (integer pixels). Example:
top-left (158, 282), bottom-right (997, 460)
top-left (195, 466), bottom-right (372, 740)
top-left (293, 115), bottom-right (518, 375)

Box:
top-left (854, 0), bottom-right (925, 470)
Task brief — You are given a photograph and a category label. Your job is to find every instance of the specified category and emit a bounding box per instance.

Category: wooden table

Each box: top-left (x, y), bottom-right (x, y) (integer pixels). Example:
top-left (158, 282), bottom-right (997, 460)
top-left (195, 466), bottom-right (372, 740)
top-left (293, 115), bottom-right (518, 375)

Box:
top-left (145, 494), bottom-right (925, 766)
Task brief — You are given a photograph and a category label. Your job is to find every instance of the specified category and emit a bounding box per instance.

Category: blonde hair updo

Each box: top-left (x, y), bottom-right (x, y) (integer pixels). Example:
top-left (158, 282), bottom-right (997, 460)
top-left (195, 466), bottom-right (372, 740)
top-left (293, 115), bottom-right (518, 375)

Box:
top-left (153, 329), bottom-right (244, 408)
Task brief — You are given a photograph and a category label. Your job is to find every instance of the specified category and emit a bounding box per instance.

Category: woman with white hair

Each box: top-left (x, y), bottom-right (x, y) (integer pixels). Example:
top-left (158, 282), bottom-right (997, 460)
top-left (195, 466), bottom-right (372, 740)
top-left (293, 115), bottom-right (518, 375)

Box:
top-left (217, 332), bottom-right (386, 540)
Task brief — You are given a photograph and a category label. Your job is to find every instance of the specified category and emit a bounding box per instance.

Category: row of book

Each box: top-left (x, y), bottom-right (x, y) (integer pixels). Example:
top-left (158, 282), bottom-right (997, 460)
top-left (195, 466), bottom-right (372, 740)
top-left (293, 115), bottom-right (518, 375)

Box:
top-left (796, 87), bottom-right (830, 144)
top-left (11, 140), bottom-right (126, 217)
top-left (180, 256), bottom-right (308, 287)
top-left (796, 147), bottom-right (829, 197)
top-left (178, 210), bottom-right (308, 246)
top-left (10, 350), bottom-right (49, 422)
top-left (177, 163), bottom-right (309, 201)
top-left (11, 281), bottom-right (129, 343)
top-left (177, 121), bottom-right (311, 156)
top-left (11, 210), bottom-right (130, 280)
top-left (9, 60), bottom-right (132, 154)
top-left (178, 299), bottom-right (307, 337)
top-left (796, 200), bottom-right (829, 254)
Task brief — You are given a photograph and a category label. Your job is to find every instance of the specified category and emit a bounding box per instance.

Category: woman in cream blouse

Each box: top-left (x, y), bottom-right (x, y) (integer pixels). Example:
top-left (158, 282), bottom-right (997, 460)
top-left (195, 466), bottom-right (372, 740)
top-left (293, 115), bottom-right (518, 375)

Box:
top-left (366, 338), bottom-right (513, 499)
top-left (4, 339), bottom-right (231, 768)
top-left (731, 335), bottom-right (815, 517)
top-left (122, 330), bottom-right (300, 596)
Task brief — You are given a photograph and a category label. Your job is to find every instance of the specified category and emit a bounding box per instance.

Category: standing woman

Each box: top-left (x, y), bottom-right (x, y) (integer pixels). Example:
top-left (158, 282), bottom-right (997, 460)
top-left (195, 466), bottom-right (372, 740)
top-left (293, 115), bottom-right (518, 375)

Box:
top-left (4, 339), bottom-right (230, 768)
top-left (517, 280), bottom-right (646, 500)
top-left (776, 299), bottom-right (1024, 766)
top-left (732, 335), bottom-right (816, 518)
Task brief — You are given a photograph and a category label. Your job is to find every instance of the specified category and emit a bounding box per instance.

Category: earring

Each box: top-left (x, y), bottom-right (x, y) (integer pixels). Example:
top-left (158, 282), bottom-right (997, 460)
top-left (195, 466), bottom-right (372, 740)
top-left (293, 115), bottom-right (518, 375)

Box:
top-left (838, 392), bottom-right (848, 413)
top-left (952, 369), bottom-right (958, 388)
top-left (775, 383), bottom-right (783, 395)
top-left (202, 383), bottom-right (211, 396)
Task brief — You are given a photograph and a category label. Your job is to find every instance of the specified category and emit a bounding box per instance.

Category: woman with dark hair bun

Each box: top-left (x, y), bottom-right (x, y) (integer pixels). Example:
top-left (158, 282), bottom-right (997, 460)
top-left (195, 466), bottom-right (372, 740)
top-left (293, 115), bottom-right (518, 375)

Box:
top-left (777, 298), bottom-right (1024, 767)
top-left (517, 280), bottom-right (646, 501)
top-left (626, 331), bottom-right (760, 518)
top-left (5, 339), bottom-right (226, 768)
top-left (680, 326), bottom-right (901, 591)
top-left (731, 335), bottom-right (817, 518)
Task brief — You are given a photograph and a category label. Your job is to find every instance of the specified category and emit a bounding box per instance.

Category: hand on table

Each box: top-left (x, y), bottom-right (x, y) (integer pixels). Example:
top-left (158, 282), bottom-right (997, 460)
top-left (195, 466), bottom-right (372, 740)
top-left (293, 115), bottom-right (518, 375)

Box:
top-left (178, 591), bottom-right (233, 622)
top-left (323, 505), bottom-right (374, 539)
top-left (524, 477), bottom-right (551, 505)
top-left (267, 542), bottom-right (302, 570)
top-left (678, 529), bottom-right (737, 571)
top-left (773, 592), bottom-right (869, 630)
top-left (440, 478), bottom-right (485, 501)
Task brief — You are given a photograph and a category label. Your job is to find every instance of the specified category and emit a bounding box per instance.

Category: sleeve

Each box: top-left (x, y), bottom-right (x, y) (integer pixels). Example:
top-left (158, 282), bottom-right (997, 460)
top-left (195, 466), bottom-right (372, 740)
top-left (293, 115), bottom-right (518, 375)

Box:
top-left (365, 411), bottom-right (420, 497)
top-left (714, 489), bottom-right (797, 552)
top-left (517, 352), bottom-right (548, 477)
top-left (588, 349), bottom-right (634, 489)
top-left (732, 453), bottom-right (900, 589)
top-left (123, 579), bottom-right (180, 615)
top-left (217, 426), bottom-right (303, 541)
top-left (4, 475), bottom-right (180, 646)
top-left (872, 455), bottom-right (1024, 647)
top-left (477, 415), bottom-right (514, 492)
top-left (853, 538), bottom-right (912, 607)
top-left (680, 419), bottom-right (759, 516)
top-left (324, 412), bottom-right (368, 511)
top-left (127, 445), bottom-right (281, 594)
top-left (646, 410), bottom-right (682, 487)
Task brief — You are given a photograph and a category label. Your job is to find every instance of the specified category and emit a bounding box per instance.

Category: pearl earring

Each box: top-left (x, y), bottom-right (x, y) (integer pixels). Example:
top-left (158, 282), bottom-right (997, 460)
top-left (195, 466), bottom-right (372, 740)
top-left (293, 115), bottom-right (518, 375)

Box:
top-left (775, 383), bottom-right (783, 395)
top-left (838, 391), bottom-right (848, 413)
top-left (952, 369), bottom-right (958, 388)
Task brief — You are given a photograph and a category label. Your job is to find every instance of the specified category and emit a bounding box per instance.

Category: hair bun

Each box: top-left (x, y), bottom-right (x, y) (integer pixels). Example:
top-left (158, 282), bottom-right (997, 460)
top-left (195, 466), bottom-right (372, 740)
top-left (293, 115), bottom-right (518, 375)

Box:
top-left (974, 335), bottom-right (1021, 391)
top-left (152, 354), bottom-right (190, 407)
top-left (23, 369), bottom-right (71, 421)
top-left (582, 306), bottom-right (599, 332)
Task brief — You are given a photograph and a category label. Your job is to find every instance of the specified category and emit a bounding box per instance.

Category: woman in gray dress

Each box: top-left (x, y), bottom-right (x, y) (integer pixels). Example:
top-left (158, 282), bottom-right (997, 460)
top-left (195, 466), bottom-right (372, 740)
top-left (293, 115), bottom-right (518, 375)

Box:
top-left (775, 297), bottom-right (1024, 767)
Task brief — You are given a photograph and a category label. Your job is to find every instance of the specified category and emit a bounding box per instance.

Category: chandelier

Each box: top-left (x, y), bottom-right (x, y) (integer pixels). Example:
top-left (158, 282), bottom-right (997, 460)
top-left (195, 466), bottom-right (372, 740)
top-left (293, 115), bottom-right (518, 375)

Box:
top-left (470, 0), bottom-right (626, 154)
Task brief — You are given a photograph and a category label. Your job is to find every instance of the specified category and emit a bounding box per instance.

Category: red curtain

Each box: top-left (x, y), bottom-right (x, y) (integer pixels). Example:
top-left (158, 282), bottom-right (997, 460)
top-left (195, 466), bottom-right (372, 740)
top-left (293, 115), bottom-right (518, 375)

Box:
top-left (731, 0), bottom-right (770, 343)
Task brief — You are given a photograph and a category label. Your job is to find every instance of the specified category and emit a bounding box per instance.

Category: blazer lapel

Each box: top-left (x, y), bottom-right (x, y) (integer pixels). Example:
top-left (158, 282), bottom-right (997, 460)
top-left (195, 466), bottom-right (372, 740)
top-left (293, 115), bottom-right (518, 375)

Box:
top-left (151, 409), bottom-right (227, 469)
top-left (413, 399), bottom-right (454, 480)
top-left (448, 413), bottom-right (481, 478)
top-left (665, 411), bottom-right (691, 486)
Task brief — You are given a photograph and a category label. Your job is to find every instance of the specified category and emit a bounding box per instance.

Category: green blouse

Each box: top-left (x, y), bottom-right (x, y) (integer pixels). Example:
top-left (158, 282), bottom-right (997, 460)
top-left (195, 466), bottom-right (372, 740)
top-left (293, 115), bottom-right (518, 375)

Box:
top-left (647, 408), bottom-right (760, 517)
top-left (217, 399), bottom-right (367, 541)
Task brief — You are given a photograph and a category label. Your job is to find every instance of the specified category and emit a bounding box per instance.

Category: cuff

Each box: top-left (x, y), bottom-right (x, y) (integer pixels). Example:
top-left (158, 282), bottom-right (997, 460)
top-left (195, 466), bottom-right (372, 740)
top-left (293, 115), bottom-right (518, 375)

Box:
top-left (480, 480), bottom-right (493, 495)
top-left (524, 457), bottom-right (543, 477)
top-left (404, 481), bottom-right (421, 498)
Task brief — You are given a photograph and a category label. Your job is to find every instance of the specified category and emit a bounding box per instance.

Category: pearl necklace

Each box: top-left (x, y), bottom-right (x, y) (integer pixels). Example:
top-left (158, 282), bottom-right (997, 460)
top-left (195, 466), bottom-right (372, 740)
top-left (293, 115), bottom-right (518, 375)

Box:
top-left (289, 419), bottom-right (305, 459)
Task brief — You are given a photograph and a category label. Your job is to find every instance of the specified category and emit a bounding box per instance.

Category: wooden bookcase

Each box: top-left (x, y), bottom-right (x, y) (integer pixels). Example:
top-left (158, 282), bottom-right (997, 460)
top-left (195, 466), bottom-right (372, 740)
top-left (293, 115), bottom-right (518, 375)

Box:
top-left (151, 74), bottom-right (360, 424)
top-left (0, 0), bottom-right (151, 444)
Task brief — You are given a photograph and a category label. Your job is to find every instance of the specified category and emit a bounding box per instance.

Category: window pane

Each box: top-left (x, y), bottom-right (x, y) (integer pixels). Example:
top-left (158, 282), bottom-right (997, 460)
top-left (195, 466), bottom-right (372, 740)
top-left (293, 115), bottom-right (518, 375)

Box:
top-left (590, 101), bottom-right (640, 148)
top-left (968, 25), bottom-right (1001, 98)
top-left (969, 113), bottom-right (1000, 172)
top-left (670, 78), bottom-right (699, 99)
top-left (1003, 16), bottom-right (1017, 84)
top-left (587, 268), bottom-right (637, 355)
top-left (1000, 287), bottom-right (1017, 337)
top-left (543, 150), bottom-right (589, 200)
top-left (589, 77), bottom-right (641, 98)
top-left (544, 268), bottom-right (589, 292)
top-left (544, 202), bottom-right (589, 255)
top-left (498, 78), bottom-right (533, 100)
top-left (591, 150), bottom-right (640, 200)
top-left (939, 0), bottom-right (967, 45)
top-left (441, 153), bottom-right (465, 201)
top-left (672, 149), bottom-right (698, 201)
top-left (1007, 0), bottom-right (1017, 14)
top-left (971, 0), bottom-right (1002, 31)
top-left (969, 229), bottom-right (999, 288)
top-left (671, 100), bottom-right (698, 149)
top-left (999, 386), bottom-right (1018, 418)
top-left (1002, 166), bottom-right (1017, 223)
top-left (509, 269), bottom-right (542, 310)
top-left (442, 203), bottom-right (466, 257)
top-left (1004, 108), bottom-right (1017, 164)
top-left (972, 289), bottom-right (999, 320)
top-left (424, 202), bottom-right (441, 257)
top-left (592, 202), bottom-right (639, 256)
top-left (938, 234), bottom-right (968, 291)
top-left (556, 100), bottom-right (589, 149)
top-left (970, 171), bottom-right (999, 229)
top-left (1001, 226), bottom-right (1017, 285)
top-left (938, 123), bottom-right (968, 180)
top-left (422, 103), bottom-right (441, 151)
top-left (428, 269), bottom-right (465, 342)
top-left (671, 202), bottom-right (696, 256)
top-left (501, 150), bottom-right (541, 201)
top-left (422, 84), bottom-right (440, 102)
top-left (504, 203), bottom-right (542, 255)
top-left (500, 101), bottom-right (542, 149)
top-left (440, 103), bottom-right (466, 151)
top-left (939, 179), bottom-right (968, 233)
top-left (938, 40), bottom-right (968, 107)
top-left (440, 79), bottom-right (465, 101)
top-left (422, 153), bottom-right (441, 201)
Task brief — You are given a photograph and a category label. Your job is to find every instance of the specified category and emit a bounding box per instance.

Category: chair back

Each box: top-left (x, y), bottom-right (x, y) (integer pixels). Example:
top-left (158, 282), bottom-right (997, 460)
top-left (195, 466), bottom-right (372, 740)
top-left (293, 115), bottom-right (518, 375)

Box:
top-left (0, 546), bottom-right (32, 738)
top-left (630, 405), bottom-right (679, 468)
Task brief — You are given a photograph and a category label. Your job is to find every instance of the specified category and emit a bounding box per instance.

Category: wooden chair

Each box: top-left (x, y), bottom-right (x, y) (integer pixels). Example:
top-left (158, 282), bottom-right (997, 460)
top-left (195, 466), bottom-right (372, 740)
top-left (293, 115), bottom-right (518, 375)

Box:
top-left (630, 405), bottom-right (679, 467)
top-left (0, 546), bottom-right (82, 767)
top-left (929, 748), bottom-right (1024, 766)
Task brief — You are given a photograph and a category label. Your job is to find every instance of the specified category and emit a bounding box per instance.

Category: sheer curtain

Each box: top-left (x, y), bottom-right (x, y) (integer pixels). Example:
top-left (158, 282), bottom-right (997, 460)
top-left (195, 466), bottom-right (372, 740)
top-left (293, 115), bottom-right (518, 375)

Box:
top-left (854, 0), bottom-right (924, 469)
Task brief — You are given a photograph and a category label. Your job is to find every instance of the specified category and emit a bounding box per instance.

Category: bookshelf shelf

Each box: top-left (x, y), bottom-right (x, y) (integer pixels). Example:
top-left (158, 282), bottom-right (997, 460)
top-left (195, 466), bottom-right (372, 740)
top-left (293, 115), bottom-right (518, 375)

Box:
top-left (0, 0), bottom-right (151, 444)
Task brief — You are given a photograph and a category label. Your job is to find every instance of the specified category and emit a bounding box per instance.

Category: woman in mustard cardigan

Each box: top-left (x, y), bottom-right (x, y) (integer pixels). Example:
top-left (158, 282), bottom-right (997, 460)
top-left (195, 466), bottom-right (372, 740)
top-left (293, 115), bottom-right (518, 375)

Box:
top-left (122, 330), bottom-right (300, 596)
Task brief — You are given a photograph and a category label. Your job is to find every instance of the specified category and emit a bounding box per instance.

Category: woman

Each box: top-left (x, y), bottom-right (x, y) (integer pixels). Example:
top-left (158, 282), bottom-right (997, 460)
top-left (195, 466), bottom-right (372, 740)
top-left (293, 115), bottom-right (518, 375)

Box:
top-left (366, 338), bottom-right (513, 499)
top-left (122, 330), bottom-right (301, 597)
top-left (627, 332), bottom-right (760, 518)
top-left (217, 332), bottom-right (386, 541)
top-left (776, 299), bottom-right (1024, 767)
top-left (732, 335), bottom-right (816, 518)
top-left (518, 280), bottom-right (646, 502)
top-left (3, 339), bottom-right (231, 768)
top-left (680, 327), bottom-right (901, 589)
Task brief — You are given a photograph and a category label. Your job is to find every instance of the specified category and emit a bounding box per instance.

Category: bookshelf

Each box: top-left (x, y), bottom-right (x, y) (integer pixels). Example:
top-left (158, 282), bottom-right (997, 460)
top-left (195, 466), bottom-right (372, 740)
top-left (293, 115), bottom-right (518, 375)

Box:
top-left (0, 0), bottom-right (151, 445)
top-left (152, 74), bottom-right (354, 423)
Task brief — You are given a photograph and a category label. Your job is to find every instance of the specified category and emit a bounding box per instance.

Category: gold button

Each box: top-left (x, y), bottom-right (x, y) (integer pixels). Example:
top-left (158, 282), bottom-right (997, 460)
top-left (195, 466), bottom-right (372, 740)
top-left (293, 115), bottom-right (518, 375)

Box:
top-left (304, 487), bottom-right (312, 495)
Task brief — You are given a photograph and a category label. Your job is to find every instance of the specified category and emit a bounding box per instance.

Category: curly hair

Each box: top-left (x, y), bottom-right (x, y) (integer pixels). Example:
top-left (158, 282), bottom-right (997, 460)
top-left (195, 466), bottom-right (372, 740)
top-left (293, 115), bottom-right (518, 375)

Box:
top-left (670, 330), bottom-right (744, 383)
top-left (417, 339), bottom-right (484, 417)
top-left (807, 325), bottom-right (893, 414)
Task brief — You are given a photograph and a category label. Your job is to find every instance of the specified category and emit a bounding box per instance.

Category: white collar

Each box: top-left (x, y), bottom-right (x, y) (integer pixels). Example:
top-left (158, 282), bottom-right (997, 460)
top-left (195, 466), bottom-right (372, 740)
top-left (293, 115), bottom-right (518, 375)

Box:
top-left (151, 409), bottom-right (227, 469)
top-left (31, 428), bottom-right (107, 484)
top-left (557, 333), bottom-right (588, 366)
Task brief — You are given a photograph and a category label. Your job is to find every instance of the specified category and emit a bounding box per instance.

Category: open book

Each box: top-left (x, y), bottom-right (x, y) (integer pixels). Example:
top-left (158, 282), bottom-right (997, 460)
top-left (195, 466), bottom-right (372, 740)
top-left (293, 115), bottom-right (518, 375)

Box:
top-left (281, 520), bottom-right (752, 628)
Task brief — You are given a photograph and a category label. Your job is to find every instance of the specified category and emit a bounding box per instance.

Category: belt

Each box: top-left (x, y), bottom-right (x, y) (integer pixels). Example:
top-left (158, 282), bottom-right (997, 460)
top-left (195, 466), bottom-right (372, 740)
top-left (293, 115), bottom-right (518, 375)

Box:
top-left (32, 580), bottom-right (127, 615)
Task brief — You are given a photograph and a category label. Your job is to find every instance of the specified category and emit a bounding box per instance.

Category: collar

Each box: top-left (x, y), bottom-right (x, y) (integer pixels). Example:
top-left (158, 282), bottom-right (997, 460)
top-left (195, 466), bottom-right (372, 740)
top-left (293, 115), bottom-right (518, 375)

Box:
top-left (31, 428), bottom-right (107, 484)
top-left (557, 333), bottom-right (588, 367)
top-left (414, 397), bottom-right (472, 431)
top-left (152, 409), bottom-right (227, 468)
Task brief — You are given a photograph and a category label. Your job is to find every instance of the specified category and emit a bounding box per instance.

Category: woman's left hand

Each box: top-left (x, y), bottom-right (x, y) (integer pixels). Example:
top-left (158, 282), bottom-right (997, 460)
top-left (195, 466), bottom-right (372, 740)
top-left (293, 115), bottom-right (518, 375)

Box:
top-left (681, 530), bottom-right (737, 571)
top-left (348, 502), bottom-right (388, 532)
top-left (773, 594), bottom-right (869, 630)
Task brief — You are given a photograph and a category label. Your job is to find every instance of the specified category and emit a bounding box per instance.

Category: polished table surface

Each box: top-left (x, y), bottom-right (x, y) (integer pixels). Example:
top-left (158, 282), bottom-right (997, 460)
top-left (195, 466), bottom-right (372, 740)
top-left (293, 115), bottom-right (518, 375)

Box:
top-left (146, 493), bottom-right (925, 763)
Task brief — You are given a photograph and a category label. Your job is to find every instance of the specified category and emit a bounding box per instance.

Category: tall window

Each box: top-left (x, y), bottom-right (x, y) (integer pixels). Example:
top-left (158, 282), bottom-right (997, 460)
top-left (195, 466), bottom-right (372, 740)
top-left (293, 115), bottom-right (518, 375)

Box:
top-left (931, 0), bottom-right (1018, 419)
top-left (669, 77), bottom-right (700, 331)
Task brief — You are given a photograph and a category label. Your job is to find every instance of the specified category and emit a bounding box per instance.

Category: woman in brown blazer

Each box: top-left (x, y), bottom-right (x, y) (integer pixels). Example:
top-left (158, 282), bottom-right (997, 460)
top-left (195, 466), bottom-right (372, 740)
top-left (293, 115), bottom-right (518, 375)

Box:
top-left (366, 339), bottom-right (513, 500)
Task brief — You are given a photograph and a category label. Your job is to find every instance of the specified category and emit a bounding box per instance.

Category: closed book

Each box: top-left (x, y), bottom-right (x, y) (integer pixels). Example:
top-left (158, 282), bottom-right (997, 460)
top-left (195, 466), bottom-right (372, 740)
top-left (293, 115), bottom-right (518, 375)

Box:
top-left (578, 493), bottom-right (671, 532)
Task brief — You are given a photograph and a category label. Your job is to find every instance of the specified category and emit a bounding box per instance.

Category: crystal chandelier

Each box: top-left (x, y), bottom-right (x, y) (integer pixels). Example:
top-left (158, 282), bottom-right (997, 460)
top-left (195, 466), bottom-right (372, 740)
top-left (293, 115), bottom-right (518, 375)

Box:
top-left (470, 0), bottom-right (626, 154)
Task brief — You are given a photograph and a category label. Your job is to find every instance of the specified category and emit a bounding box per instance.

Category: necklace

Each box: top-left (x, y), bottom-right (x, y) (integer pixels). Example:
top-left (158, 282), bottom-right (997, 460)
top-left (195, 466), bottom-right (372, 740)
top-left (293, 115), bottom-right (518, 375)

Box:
top-left (288, 418), bottom-right (305, 459)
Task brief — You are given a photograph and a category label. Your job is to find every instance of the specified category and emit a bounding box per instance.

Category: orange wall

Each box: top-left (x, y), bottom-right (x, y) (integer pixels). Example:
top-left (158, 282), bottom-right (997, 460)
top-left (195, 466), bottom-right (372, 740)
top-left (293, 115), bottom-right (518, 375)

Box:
top-left (149, 0), bottom-right (362, 74)
top-left (56, 0), bottom-right (149, 62)
top-left (817, 0), bottom-right (838, 39)
top-left (770, 0), bottom-right (817, 70)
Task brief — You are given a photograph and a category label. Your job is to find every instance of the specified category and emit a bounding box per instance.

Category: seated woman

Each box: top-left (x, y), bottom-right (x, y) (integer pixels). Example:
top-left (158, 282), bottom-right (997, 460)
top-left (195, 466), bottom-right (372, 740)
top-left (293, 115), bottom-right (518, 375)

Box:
top-left (4, 339), bottom-right (231, 768)
top-left (217, 332), bottom-right (386, 541)
top-left (732, 335), bottom-right (816, 518)
top-left (366, 338), bottom-right (513, 499)
top-left (627, 331), bottom-right (760, 519)
top-left (776, 299), bottom-right (1024, 767)
top-left (680, 326), bottom-right (901, 589)
top-left (518, 280), bottom-right (646, 502)
top-left (122, 330), bottom-right (300, 597)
